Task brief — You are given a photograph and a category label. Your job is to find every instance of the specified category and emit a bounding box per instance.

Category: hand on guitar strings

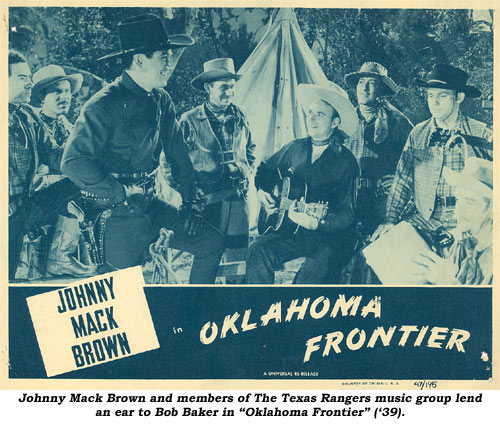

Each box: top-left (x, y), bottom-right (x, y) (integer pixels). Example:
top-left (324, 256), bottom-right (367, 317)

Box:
top-left (288, 198), bottom-right (319, 231)
top-left (257, 189), bottom-right (277, 214)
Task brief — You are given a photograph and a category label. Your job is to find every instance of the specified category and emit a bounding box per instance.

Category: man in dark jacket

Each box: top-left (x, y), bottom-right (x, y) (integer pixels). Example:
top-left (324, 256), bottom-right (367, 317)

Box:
top-left (245, 82), bottom-right (359, 284)
top-left (180, 58), bottom-right (256, 253)
top-left (61, 15), bottom-right (225, 283)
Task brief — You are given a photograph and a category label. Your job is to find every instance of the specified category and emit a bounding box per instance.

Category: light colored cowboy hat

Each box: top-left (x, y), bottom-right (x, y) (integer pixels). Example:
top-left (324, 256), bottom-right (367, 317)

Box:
top-left (344, 62), bottom-right (398, 96)
top-left (297, 82), bottom-right (358, 137)
top-left (443, 157), bottom-right (492, 199)
top-left (414, 63), bottom-right (481, 98)
top-left (191, 58), bottom-right (242, 90)
top-left (97, 14), bottom-right (195, 61)
top-left (30, 65), bottom-right (83, 108)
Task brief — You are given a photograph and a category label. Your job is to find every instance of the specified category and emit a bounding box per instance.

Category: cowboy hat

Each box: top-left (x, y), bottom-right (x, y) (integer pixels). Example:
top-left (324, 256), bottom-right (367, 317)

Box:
top-left (30, 65), bottom-right (83, 108)
top-left (443, 157), bottom-right (492, 199)
top-left (191, 58), bottom-right (242, 90)
top-left (297, 82), bottom-right (358, 137)
top-left (344, 62), bottom-right (398, 96)
top-left (97, 14), bottom-right (195, 61)
top-left (414, 64), bottom-right (481, 98)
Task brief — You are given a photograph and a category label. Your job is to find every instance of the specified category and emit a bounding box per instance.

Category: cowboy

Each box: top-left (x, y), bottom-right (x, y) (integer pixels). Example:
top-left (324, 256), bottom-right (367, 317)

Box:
top-left (344, 62), bottom-right (413, 237)
top-left (245, 82), bottom-right (359, 284)
top-left (179, 58), bottom-right (256, 254)
top-left (412, 158), bottom-right (492, 285)
top-left (8, 50), bottom-right (79, 279)
top-left (372, 64), bottom-right (492, 242)
top-left (27, 65), bottom-right (96, 277)
top-left (61, 14), bottom-right (225, 283)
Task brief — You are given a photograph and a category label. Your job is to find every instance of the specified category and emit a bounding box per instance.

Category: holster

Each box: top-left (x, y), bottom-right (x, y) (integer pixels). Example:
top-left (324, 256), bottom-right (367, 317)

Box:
top-left (67, 200), bottom-right (112, 267)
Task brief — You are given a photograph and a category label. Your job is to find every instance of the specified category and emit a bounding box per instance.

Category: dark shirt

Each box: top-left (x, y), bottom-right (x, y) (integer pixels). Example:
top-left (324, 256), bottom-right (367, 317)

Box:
top-left (255, 133), bottom-right (359, 234)
top-left (62, 72), bottom-right (196, 203)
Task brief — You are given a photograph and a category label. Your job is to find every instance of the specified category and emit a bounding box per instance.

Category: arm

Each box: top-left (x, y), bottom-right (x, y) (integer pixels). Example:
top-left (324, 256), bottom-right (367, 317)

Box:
top-left (254, 141), bottom-right (294, 192)
top-left (385, 135), bottom-right (414, 224)
top-left (160, 94), bottom-right (197, 202)
top-left (61, 101), bottom-right (126, 203)
top-left (317, 165), bottom-right (357, 233)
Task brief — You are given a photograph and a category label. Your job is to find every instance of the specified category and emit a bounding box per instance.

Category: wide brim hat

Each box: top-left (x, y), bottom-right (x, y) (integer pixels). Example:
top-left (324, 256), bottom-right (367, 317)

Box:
top-left (30, 65), bottom-right (83, 108)
top-left (414, 63), bottom-right (481, 98)
top-left (297, 82), bottom-right (358, 137)
top-left (191, 58), bottom-right (242, 90)
top-left (443, 157), bottom-right (492, 199)
top-left (345, 62), bottom-right (398, 96)
top-left (97, 14), bottom-right (195, 61)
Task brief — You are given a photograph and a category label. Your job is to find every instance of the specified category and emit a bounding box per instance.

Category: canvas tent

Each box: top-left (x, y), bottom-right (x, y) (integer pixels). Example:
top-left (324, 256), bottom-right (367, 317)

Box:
top-left (233, 8), bottom-right (343, 161)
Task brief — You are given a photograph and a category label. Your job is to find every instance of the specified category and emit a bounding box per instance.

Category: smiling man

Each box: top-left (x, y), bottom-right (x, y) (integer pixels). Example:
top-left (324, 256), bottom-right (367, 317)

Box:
top-left (372, 64), bottom-right (492, 243)
top-left (179, 58), bottom-right (255, 256)
top-left (245, 82), bottom-right (359, 284)
top-left (61, 14), bottom-right (225, 283)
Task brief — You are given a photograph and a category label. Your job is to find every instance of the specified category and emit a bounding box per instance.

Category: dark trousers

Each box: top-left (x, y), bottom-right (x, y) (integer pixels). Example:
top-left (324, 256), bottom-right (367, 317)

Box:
top-left (102, 199), bottom-right (225, 284)
top-left (246, 231), bottom-right (346, 284)
top-left (8, 178), bottom-right (80, 279)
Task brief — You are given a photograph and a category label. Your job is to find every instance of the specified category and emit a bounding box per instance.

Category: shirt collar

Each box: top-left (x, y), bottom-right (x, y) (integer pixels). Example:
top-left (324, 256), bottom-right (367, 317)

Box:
top-left (122, 71), bottom-right (160, 100)
top-left (430, 111), bottom-right (465, 133)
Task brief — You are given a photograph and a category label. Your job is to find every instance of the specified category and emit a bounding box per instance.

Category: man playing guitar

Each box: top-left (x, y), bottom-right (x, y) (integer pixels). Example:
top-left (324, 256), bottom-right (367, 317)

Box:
top-left (245, 82), bottom-right (359, 284)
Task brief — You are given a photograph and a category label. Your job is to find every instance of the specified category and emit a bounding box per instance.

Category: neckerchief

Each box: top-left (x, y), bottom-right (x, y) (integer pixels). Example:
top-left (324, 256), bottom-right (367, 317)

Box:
top-left (359, 101), bottom-right (389, 145)
top-left (40, 112), bottom-right (71, 146)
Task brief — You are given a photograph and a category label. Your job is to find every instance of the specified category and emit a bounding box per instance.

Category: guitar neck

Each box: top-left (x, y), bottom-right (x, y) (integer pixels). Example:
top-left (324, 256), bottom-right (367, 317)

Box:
top-left (279, 198), bottom-right (306, 212)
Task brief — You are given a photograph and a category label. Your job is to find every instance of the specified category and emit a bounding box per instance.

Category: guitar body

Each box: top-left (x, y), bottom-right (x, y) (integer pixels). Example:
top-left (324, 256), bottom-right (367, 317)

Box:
top-left (257, 170), bottom-right (308, 235)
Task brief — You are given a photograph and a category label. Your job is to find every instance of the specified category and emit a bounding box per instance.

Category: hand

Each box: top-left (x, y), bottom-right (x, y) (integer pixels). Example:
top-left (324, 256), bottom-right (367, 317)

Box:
top-left (288, 199), bottom-right (319, 230)
top-left (379, 174), bottom-right (394, 192)
top-left (412, 251), bottom-right (459, 285)
top-left (123, 184), bottom-right (145, 213)
top-left (257, 189), bottom-right (277, 214)
top-left (371, 223), bottom-right (395, 242)
top-left (182, 199), bottom-right (205, 236)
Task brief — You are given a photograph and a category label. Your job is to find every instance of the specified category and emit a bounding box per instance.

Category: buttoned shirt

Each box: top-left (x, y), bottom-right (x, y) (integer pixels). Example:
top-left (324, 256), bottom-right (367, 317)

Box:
top-left (385, 113), bottom-right (492, 225)
top-left (62, 72), bottom-right (197, 203)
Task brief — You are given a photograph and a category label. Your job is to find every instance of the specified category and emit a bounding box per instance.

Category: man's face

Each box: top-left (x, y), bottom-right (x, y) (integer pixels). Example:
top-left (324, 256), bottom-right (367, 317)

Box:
top-left (206, 79), bottom-right (235, 107)
top-left (305, 98), bottom-right (338, 141)
top-left (426, 88), bottom-right (462, 121)
top-left (42, 80), bottom-right (72, 118)
top-left (455, 187), bottom-right (491, 235)
top-left (9, 62), bottom-right (33, 104)
top-left (356, 77), bottom-right (381, 105)
top-left (140, 50), bottom-right (173, 89)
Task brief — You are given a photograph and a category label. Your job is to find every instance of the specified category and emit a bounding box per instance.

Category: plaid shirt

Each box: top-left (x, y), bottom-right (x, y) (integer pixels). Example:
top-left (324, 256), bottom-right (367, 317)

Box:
top-left (8, 103), bottom-right (62, 214)
top-left (385, 113), bottom-right (492, 225)
top-left (345, 107), bottom-right (412, 179)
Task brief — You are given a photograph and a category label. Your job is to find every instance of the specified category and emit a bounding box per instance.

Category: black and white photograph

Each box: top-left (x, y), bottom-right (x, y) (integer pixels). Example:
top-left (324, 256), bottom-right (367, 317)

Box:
top-left (2, 0), bottom-right (497, 397)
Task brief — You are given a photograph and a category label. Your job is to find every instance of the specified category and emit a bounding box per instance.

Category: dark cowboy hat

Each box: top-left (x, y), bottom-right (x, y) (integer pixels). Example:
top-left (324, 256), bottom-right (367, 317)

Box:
top-left (97, 14), bottom-right (195, 61)
top-left (191, 58), bottom-right (242, 90)
top-left (344, 62), bottom-right (398, 96)
top-left (30, 65), bottom-right (83, 108)
top-left (414, 64), bottom-right (481, 98)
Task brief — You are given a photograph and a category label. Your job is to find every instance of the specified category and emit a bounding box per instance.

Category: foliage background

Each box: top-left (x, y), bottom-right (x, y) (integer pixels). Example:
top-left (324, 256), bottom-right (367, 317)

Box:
top-left (9, 7), bottom-right (493, 129)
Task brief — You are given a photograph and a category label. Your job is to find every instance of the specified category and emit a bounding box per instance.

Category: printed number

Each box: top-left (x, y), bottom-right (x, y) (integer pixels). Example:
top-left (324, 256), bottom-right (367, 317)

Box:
top-left (413, 381), bottom-right (437, 390)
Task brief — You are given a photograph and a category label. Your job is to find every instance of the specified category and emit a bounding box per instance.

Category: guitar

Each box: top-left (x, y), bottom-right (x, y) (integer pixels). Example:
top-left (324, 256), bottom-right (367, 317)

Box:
top-left (257, 170), bottom-right (328, 235)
